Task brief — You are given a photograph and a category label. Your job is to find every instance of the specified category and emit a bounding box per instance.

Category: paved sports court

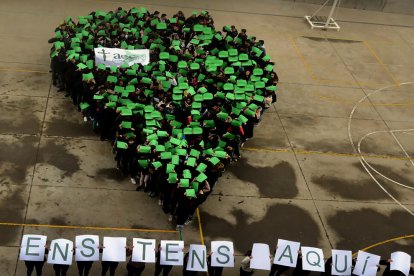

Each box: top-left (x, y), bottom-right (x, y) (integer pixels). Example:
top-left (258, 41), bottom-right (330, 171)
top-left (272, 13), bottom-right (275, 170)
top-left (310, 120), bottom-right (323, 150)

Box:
top-left (0, 0), bottom-right (414, 275)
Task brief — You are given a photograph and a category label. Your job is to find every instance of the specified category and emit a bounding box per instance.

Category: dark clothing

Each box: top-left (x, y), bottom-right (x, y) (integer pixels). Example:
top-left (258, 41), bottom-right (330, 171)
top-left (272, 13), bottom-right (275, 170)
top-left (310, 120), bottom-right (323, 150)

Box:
top-left (269, 264), bottom-right (289, 276)
top-left (77, 261), bottom-right (93, 276)
top-left (379, 260), bottom-right (407, 276)
top-left (101, 261), bottom-right (118, 276)
top-left (25, 261), bottom-right (45, 276)
top-left (127, 261), bottom-right (145, 276)
top-left (154, 264), bottom-right (173, 276)
top-left (49, 8), bottom-right (279, 219)
top-left (155, 251), bottom-right (173, 276)
top-left (239, 267), bottom-right (254, 276)
top-left (292, 257), bottom-right (310, 276)
top-left (207, 255), bottom-right (224, 276)
top-left (25, 249), bottom-right (48, 276)
top-left (53, 264), bottom-right (69, 276)
top-left (183, 252), bottom-right (198, 276)
top-left (208, 266), bottom-right (224, 276)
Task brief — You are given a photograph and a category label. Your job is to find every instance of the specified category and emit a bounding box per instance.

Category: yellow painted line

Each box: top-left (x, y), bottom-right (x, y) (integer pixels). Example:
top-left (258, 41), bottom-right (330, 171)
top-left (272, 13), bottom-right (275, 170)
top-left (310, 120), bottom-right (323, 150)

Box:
top-left (0, 222), bottom-right (177, 233)
top-left (0, 68), bottom-right (49, 74)
top-left (90, 0), bottom-right (170, 6)
top-left (374, 102), bottom-right (414, 107)
top-left (196, 208), bottom-right (205, 245)
top-left (316, 78), bottom-right (357, 85)
top-left (313, 94), bottom-right (414, 107)
top-left (316, 77), bottom-right (382, 87)
top-left (353, 234), bottom-right (414, 256)
top-left (288, 33), bottom-right (318, 81)
top-left (363, 41), bottom-right (400, 87)
top-left (294, 149), bottom-right (407, 161)
top-left (242, 147), bottom-right (291, 153)
top-left (242, 147), bottom-right (409, 161)
top-left (288, 35), bottom-right (386, 87)
top-left (288, 34), bottom-right (403, 87)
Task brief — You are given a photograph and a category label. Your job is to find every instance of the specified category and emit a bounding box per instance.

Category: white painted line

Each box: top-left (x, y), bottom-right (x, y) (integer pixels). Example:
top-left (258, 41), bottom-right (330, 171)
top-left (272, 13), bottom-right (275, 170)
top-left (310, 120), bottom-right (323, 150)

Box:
top-left (357, 129), bottom-right (414, 190)
top-left (389, 130), bottom-right (414, 168)
top-left (347, 82), bottom-right (414, 216)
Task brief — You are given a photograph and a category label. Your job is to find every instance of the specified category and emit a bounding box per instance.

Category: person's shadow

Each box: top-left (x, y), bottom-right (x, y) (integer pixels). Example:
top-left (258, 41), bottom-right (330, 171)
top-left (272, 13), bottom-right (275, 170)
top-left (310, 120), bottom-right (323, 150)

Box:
top-left (201, 203), bottom-right (322, 252)
top-left (227, 157), bottom-right (299, 198)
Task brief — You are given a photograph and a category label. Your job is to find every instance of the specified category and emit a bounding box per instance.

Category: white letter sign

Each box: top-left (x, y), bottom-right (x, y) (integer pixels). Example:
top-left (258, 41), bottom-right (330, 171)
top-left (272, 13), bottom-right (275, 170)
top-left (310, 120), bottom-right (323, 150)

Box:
top-left (353, 251), bottom-right (380, 276)
top-left (391, 251), bottom-right (411, 276)
top-left (102, 237), bottom-right (127, 262)
top-left (132, 238), bottom-right (156, 263)
top-left (331, 249), bottom-right (352, 275)
top-left (250, 243), bottom-right (271, 270)
top-left (19, 235), bottom-right (47, 261)
top-left (301, 246), bottom-right (324, 272)
top-left (187, 244), bottom-right (207, 271)
top-left (75, 235), bottom-right (99, 261)
top-left (211, 241), bottom-right (234, 267)
top-left (160, 240), bottom-right (184, 266)
top-left (47, 239), bottom-right (74, 265)
top-left (274, 239), bottom-right (300, 267)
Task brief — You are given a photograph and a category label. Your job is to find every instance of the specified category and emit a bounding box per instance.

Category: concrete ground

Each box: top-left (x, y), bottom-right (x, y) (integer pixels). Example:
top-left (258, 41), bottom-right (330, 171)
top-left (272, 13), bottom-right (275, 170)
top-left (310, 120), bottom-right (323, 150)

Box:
top-left (0, 0), bottom-right (414, 275)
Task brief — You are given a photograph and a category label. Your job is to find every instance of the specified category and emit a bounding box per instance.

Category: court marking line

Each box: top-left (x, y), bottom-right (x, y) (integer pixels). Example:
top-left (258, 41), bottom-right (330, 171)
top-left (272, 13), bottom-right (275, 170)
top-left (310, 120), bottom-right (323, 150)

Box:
top-left (242, 147), bottom-right (410, 161)
top-left (0, 222), bottom-right (177, 233)
top-left (0, 68), bottom-right (49, 74)
top-left (288, 34), bottom-right (392, 87)
top-left (363, 41), bottom-right (401, 87)
top-left (389, 130), bottom-right (414, 167)
top-left (196, 208), bottom-right (205, 245)
top-left (348, 82), bottom-right (414, 216)
top-left (353, 234), bottom-right (414, 256)
top-left (312, 93), bottom-right (414, 107)
top-left (88, 0), bottom-right (414, 29)
top-left (358, 129), bottom-right (414, 190)
top-left (316, 78), bottom-right (382, 86)
top-left (288, 33), bottom-right (318, 81)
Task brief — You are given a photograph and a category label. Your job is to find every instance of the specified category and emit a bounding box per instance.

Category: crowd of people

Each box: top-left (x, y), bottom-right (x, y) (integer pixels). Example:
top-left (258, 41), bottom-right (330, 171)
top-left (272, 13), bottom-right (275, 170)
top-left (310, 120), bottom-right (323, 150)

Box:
top-left (241, 250), bottom-right (414, 276)
top-left (24, 247), bottom-right (414, 276)
top-left (24, 244), bottom-right (219, 276)
top-left (49, 7), bottom-right (278, 229)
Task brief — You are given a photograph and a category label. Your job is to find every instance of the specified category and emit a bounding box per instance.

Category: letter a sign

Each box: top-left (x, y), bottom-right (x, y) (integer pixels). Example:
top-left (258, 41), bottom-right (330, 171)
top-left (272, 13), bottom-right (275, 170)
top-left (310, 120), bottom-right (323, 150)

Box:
top-left (274, 239), bottom-right (300, 267)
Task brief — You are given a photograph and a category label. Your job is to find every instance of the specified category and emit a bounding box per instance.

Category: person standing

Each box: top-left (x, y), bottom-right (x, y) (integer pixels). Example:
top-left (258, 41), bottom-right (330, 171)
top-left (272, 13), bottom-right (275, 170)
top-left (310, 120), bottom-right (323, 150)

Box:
top-left (240, 250), bottom-right (254, 276)
top-left (101, 261), bottom-right (118, 276)
top-left (207, 254), bottom-right (224, 276)
top-left (25, 260), bottom-right (45, 276)
top-left (183, 252), bottom-right (198, 276)
top-left (24, 247), bottom-right (48, 276)
top-left (126, 247), bottom-right (146, 276)
top-left (53, 264), bottom-right (69, 276)
top-left (154, 244), bottom-right (173, 276)
top-left (76, 261), bottom-right (93, 276)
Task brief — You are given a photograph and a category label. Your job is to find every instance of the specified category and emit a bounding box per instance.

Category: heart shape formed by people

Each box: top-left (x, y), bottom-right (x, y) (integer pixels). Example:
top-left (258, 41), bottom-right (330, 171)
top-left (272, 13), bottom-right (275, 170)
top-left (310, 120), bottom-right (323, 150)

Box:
top-left (50, 7), bottom-right (278, 224)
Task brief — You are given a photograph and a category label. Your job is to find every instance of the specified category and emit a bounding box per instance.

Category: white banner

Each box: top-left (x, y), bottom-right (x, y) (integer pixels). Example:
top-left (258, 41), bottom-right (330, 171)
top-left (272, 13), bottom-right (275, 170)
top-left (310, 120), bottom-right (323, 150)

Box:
top-left (94, 47), bottom-right (150, 67)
